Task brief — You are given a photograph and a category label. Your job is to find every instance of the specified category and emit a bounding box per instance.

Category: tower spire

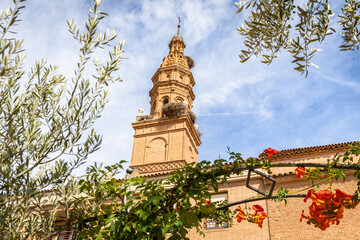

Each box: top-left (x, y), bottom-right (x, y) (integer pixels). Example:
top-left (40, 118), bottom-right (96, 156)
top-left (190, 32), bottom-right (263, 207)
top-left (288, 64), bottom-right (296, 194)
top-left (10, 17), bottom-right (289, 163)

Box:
top-left (177, 16), bottom-right (181, 35)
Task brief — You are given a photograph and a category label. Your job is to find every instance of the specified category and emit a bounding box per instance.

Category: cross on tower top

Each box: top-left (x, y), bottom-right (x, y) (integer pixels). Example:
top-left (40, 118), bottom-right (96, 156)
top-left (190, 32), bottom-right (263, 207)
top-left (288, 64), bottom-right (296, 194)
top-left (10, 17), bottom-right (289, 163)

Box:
top-left (177, 16), bottom-right (181, 35)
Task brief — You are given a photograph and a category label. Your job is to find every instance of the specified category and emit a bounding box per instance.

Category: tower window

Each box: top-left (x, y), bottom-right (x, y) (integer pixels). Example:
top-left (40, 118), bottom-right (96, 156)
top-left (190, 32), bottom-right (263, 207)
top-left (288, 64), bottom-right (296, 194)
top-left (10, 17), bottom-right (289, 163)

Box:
top-left (162, 98), bottom-right (169, 117)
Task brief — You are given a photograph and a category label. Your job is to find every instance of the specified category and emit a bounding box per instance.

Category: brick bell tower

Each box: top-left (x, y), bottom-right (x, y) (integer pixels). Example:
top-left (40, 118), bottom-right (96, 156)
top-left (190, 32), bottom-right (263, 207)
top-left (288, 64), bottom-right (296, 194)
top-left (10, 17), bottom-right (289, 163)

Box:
top-left (130, 21), bottom-right (201, 176)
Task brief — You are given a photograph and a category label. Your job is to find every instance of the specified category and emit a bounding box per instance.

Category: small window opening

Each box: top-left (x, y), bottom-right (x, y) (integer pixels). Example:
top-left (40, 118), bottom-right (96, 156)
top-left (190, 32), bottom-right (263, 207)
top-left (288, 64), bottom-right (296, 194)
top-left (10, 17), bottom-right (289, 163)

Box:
top-left (162, 98), bottom-right (169, 117)
top-left (205, 193), bottom-right (229, 230)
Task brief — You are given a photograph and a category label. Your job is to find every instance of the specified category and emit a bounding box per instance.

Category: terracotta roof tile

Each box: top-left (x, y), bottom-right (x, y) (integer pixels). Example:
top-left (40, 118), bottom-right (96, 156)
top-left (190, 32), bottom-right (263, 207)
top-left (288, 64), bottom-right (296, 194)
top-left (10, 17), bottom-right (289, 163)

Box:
top-left (259, 141), bottom-right (359, 161)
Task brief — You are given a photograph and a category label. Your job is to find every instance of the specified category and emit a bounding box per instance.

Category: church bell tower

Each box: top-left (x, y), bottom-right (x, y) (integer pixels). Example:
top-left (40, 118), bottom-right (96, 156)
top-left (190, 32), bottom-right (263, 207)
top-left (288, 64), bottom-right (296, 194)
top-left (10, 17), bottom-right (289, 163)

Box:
top-left (130, 21), bottom-right (201, 176)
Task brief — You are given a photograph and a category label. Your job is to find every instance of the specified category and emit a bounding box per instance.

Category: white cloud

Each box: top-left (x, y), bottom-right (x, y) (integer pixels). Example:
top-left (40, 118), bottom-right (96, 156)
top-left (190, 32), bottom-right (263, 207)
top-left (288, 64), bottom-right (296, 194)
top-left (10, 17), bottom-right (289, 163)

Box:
top-left (2, 0), bottom-right (360, 175)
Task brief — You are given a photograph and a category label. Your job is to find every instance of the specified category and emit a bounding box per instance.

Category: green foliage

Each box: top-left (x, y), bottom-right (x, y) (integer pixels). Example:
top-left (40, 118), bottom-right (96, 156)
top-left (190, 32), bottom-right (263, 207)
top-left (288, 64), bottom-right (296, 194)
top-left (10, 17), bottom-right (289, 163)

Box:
top-left (338, 142), bottom-right (360, 201)
top-left (306, 167), bottom-right (323, 186)
top-left (339, 0), bottom-right (360, 51)
top-left (236, 0), bottom-right (359, 76)
top-left (74, 143), bottom-right (360, 239)
top-left (0, 0), bottom-right (123, 239)
top-left (76, 159), bottom-right (242, 240)
top-left (324, 142), bottom-right (360, 185)
top-left (274, 187), bottom-right (290, 205)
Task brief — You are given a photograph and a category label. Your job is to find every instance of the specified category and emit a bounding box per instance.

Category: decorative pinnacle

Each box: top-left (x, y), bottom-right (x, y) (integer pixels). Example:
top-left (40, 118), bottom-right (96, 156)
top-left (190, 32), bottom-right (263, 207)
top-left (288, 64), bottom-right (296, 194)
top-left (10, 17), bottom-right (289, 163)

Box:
top-left (177, 16), bottom-right (181, 35)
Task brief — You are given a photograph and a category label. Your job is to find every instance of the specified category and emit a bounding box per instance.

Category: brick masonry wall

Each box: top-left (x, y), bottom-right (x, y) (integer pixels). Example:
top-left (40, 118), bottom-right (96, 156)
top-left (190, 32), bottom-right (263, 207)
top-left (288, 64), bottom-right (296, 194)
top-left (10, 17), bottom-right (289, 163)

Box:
top-left (186, 174), bottom-right (360, 240)
top-left (268, 176), bottom-right (360, 240)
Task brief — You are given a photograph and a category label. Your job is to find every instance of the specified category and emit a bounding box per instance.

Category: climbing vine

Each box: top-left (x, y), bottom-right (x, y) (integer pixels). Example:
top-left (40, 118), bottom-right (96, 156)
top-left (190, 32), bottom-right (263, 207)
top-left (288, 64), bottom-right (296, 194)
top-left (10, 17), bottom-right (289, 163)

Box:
top-left (72, 143), bottom-right (360, 239)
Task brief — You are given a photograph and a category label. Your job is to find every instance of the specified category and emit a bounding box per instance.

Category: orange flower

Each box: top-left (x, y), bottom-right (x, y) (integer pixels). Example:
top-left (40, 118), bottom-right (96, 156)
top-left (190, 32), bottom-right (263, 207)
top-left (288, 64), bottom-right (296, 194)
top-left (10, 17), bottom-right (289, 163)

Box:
top-left (300, 210), bottom-right (308, 223)
top-left (258, 211), bottom-right (267, 228)
top-left (304, 189), bottom-right (332, 204)
top-left (301, 189), bottom-right (358, 231)
top-left (235, 205), bottom-right (267, 228)
top-left (263, 148), bottom-right (279, 160)
top-left (295, 167), bottom-right (307, 178)
top-left (252, 204), bottom-right (264, 213)
top-left (343, 197), bottom-right (359, 209)
top-left (335, 189), bottom-right (360, 209)
top-left (236, 212), bottom-right (246, 223)
top-left (235, 206), bottom-right (246, 223)
top-left (250, 211), bottom-right (267, 228)
top-left (205, 199), bottom-right (211, 206)
top-left (236, 206), bottom-right (245, 213)
top-left (315, 190), bottom-right (333, 205)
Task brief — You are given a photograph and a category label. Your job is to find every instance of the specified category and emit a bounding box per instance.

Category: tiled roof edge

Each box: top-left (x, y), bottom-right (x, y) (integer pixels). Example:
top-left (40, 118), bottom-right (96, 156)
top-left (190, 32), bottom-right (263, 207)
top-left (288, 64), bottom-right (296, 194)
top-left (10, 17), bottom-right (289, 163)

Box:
top-left (259, 141), bottom-right (359, 160)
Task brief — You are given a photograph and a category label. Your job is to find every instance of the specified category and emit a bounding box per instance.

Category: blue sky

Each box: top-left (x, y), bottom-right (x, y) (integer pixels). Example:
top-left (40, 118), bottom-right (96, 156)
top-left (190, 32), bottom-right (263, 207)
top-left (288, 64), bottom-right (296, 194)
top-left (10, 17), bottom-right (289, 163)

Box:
top-left (2, 0), bottom-right (360, 176)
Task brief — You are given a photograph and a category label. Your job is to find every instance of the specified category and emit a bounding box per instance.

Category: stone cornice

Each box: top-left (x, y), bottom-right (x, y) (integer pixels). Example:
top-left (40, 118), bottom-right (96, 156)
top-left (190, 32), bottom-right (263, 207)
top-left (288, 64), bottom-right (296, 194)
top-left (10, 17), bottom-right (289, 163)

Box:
top-left (151, 65), bottom-right (195, 87)
top-left (149, 80), bottom-right (195, 101)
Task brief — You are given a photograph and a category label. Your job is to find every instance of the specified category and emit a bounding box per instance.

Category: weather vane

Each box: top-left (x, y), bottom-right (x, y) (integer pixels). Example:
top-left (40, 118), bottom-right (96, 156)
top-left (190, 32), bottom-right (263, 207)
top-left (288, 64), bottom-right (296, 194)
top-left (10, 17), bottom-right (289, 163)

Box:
top-left (177, 16), bottom-right (181, 35)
